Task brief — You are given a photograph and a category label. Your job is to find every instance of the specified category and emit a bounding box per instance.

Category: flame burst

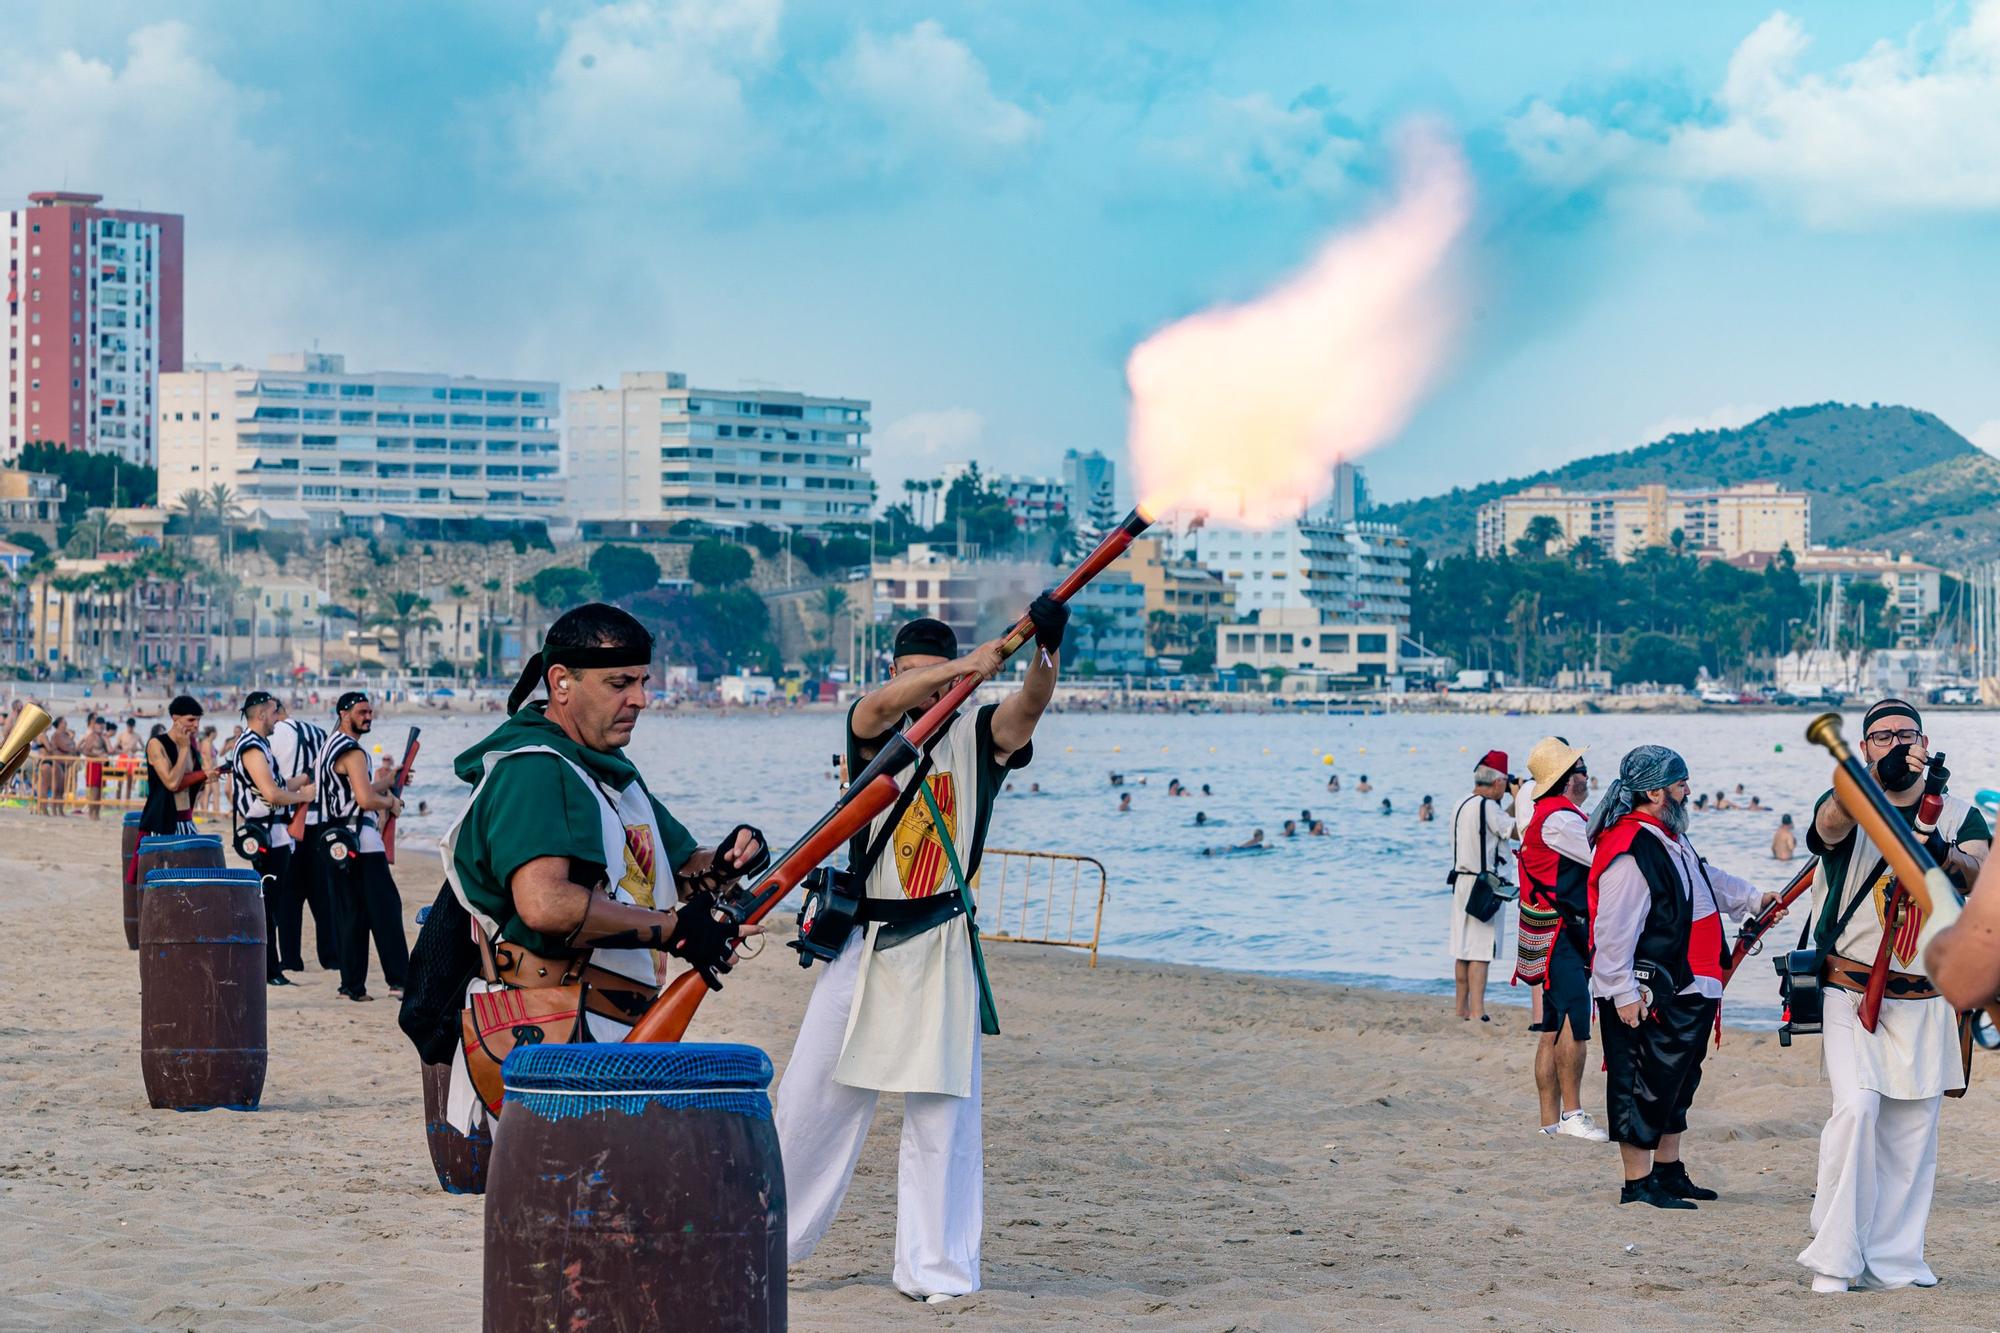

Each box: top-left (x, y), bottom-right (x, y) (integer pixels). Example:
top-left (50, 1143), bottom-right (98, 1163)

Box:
top-left (1126, 126), bottom-right (1472, 528)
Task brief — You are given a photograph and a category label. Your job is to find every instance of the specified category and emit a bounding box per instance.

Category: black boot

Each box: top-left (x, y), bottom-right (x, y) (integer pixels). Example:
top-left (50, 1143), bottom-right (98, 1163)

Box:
top-left (1620, 1175), bottom-right (1697, 1209)
top-left (1652, 1161), bottom-right (1718, 1201)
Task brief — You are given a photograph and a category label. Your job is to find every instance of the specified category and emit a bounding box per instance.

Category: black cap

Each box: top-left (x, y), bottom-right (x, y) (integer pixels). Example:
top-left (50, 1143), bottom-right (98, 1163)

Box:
top-left (893, 618), bottom-right (958, 661)
top-left (241, 690), bottom-right (276, 714)
top-left (335, 690), bottom-right (369, 714)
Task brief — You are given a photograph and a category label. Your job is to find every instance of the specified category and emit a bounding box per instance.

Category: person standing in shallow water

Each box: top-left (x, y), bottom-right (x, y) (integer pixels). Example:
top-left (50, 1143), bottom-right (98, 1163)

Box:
top-left (1772, 813), bottom-right (1797, 860)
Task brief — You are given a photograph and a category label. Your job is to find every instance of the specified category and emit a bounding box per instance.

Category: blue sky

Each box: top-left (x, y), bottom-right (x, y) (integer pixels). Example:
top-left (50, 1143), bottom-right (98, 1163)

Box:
top-left (8, 0), bottom-right (2000, 505)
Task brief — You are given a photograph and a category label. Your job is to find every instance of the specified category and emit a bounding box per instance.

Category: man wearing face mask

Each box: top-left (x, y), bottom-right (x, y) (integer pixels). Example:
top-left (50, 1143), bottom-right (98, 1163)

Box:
top-left (775, 602), bottom-right (1064, 1304)
top-left (1798, 698), bottom-right (1990, 1294)
top-left (1586, 745), bottom-right (1781, 1209)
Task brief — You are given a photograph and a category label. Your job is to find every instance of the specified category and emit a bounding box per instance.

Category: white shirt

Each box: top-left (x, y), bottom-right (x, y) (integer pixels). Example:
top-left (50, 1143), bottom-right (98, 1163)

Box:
top-left (1589, 823), bottom-right (1762, 1006)
top-left (1451, 793), bottom-right (1516, 884)
top-left (1539, 803), bottom-right (1591, 866)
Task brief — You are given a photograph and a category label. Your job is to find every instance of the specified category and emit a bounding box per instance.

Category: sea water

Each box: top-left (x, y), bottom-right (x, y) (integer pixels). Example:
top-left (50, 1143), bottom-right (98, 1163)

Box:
top-left (384, 707), bottom-right (2000, 1025)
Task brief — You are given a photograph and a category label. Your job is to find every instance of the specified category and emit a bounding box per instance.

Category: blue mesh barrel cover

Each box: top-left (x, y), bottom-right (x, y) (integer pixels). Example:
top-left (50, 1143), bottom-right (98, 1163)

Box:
top-left (123, 811), bottom-right (143, 826)
top-left (136, 834), bottom-right (225, 854)
top-left (143, 867), bottom-right (264, 888)
top-left (502, 1042), bottom-right (773, 1121)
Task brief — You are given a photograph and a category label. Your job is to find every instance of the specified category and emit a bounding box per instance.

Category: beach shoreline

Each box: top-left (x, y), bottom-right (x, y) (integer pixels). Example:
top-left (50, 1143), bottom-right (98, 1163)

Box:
top-left (7, 808), bottom-right (2000, 1330)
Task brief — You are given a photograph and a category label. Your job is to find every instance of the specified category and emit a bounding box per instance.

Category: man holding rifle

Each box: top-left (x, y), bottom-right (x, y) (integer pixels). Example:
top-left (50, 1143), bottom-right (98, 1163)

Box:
top-left (775, 599), bottom-right (1066, 1304)
top-left (1799, 698), bottom-right (1988, 1294)
top-left (436, 604), bottom-right (764, 1135)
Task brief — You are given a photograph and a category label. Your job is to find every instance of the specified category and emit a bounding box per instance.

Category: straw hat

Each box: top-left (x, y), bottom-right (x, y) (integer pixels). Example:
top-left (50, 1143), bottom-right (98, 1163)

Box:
top-left (1526, 736), bottom-right (1587, 791)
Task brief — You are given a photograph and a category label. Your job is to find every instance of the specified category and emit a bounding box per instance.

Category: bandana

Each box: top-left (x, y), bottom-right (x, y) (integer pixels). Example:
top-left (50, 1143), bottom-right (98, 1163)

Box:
top-left (1586, 744), bottom-right (1690, 843)
top-left (1862, 698), bottom-right (1923, 735)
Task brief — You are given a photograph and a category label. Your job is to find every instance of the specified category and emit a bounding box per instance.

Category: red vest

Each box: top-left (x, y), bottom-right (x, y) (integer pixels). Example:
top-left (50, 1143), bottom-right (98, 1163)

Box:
top-left (1519, 794), bottom-right (1580, 912)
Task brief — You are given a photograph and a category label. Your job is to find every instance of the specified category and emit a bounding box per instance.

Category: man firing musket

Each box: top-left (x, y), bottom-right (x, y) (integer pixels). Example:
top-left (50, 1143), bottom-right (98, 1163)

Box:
top-left (774, 599), bottom-right (1067, 1304)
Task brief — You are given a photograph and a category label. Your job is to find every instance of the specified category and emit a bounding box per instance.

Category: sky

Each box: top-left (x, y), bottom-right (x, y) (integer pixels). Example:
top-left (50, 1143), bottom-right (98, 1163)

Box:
top-left (8, 0), bottom-right (2000, 506)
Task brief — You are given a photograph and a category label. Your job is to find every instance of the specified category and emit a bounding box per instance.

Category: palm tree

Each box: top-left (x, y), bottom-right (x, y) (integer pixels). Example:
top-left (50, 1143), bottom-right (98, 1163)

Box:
top-left (65, 512), bottom-right (130, 559)
top-left (371, 588), bottom-right (433, 668)
top-left (449, 582), bottom-right (471, 672)
top-left (174, 489), bottom-right (208, 538)
top-left (208, 483), bottom-right (242, 570)
top-left (1074, 605), bottom-right (1117, 664)
top-left (482, 577), bottom-right (503, 674)
top-left (819, 585), bottom-right (849, 674)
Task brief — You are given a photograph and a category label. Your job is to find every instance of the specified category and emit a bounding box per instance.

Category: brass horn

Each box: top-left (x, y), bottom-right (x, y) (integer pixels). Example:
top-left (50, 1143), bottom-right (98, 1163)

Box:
top-left (0, 703), bottom-right (52, 789)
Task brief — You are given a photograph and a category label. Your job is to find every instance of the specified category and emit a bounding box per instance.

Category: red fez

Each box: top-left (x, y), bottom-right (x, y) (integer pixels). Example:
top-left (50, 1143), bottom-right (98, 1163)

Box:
top-left (1478, 749), bottom-right (1508, 773)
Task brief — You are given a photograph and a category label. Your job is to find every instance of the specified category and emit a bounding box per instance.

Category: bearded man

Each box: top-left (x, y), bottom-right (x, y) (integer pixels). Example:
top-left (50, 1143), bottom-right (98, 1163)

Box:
top-left (1587, 745), bottom-right (1783, 1208)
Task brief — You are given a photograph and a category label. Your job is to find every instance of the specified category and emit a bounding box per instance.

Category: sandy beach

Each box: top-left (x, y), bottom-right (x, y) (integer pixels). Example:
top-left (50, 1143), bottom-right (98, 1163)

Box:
top-left (8, 807), bottom-right (2000, 1331)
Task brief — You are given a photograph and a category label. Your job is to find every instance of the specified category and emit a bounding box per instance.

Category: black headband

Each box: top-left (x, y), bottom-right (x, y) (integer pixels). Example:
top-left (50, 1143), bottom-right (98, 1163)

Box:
top-left (335, 690), bottom-right (368, 714)
top-left (1863, 698), bottom-right (1922, 733)
top-left (545, 643), bottom-right (653, 670)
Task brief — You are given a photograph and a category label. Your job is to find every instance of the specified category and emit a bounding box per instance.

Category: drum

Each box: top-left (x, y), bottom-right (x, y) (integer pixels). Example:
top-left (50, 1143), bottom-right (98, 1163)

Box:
top-left (139, 866), bottom-right (267, 1111)
top-left (129, 834), bottom-right (224, 951)
top-left (420, 1059), bottom-right (491, 1194)
top-left (484, 1043), bottom-right (784, 1332)
top-left (121, 810), bottom-right (144, 888)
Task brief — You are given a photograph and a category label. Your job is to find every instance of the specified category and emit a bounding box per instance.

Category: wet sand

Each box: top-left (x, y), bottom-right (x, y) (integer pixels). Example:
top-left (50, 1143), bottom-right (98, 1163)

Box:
top-left (6, 807), bottom-right (2000, 1330)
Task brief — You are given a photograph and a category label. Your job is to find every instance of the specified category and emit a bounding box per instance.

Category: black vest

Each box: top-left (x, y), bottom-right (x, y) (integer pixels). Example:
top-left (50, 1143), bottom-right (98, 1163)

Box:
top-left (1624, 830), bottom-right (1727, 995)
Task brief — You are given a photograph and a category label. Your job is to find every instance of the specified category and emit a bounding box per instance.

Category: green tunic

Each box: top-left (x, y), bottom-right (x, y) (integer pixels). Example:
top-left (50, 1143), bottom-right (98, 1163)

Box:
top-left (449, 706), bottom-right (698, 956)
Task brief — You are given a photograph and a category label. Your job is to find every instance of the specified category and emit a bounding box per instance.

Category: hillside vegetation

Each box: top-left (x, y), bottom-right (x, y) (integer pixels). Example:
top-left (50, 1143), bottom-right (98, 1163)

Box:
top-left (1370, 403), bottom-right (2000, 564)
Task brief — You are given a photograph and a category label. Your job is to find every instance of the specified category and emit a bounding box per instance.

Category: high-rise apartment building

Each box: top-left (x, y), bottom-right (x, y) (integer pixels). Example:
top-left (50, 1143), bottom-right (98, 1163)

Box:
top-left (568, 371), bottom-right (872, 531)
top-left (1062, 448), bottom-right (1116, 525)
top-left (4, 190), bottom-right (184, 465)
top-left (158, 352), bottom-right (561, 535)
top-left (1475, 482), bottom-right (1809, 560)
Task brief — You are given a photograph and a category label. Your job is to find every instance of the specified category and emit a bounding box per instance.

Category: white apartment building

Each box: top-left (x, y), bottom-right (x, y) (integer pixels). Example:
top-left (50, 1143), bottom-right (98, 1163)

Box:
top-left (158, 353), bottom-right (561, 535)
top-left (1476, 482), bottom-right (1809, 560)
top-left (568, 371), bottom-right (872, 530)
top-left (933, 460), bottom-right (1067, 531)
top-left (1215, 607), bottom-right (1402, 686)
top-left (1186, 515), bottom-right (1412, 630)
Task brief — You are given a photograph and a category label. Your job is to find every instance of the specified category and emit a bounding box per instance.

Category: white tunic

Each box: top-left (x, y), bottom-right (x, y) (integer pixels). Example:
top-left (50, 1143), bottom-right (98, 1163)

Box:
top-left (1588, 823), bottom-right (1763, 1005)
top-left (1808, 796), bottom-right (1971, 1101)
top-left (836, 707), bottom-right (992, 1097)
top-left (1448, 793), bottom-right (1515, 962)
top-left (438, 745), bottom-right (669, 1133)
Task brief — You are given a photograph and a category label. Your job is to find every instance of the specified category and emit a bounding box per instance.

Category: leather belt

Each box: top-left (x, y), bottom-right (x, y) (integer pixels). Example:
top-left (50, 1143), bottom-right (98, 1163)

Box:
top-left (487, 939), bottom-right (659, 1024)
top-left (1823, 953), bottom-right (1940, 1002)
top-left (858, 889), bottom-right (967, 949)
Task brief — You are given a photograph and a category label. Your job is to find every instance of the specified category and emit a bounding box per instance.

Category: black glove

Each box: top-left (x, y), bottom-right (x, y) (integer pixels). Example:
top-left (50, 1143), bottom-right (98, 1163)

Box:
top-left (1924, 830), bottom-right (1952, 864)
top-left (1924, 751), bottom-right (1950, 799)
top-left (715, 823), bottom-right (771, 881)
top-left (1028, 591), bottom-right (1069, 654)
top-left (665, 890), bottom-right (739, 991)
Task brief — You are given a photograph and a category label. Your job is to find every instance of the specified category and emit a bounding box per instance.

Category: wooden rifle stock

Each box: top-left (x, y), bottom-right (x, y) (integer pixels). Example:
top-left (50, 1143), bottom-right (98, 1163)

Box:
top-left (1722, 860), bottom-right (1814, 989)
top-left (380, 727), bottom-right (421, 864)
top-left (624, 505), bottom-right (1157, 1045)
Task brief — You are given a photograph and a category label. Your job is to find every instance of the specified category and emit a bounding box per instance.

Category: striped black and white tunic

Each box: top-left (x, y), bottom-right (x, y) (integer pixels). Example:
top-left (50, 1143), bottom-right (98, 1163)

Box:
top-left (272, 718), bottom-right (328, 827)
top-left (316, 729), bottom-right (385, 854)
top-left (230, 730), bottom-right (292, 849)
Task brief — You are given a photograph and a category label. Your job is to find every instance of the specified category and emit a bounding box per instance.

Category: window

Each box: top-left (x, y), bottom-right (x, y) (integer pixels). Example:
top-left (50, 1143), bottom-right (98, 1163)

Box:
top-left (1357, 633), bottom-right (1388, 653)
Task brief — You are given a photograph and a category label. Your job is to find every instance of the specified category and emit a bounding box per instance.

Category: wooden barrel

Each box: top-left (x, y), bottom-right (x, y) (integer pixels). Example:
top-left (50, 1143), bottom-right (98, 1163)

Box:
top-left (121, 811), bottom-right (143, 886)
top-left (484, 1043), bottom-right (784, 1332)
top-left (129, 833), bottom-right (224, 950)
top-left (420, 1059), bottom-right (491, 1194)
top-left (138, 866), bottom-right (268, 1111)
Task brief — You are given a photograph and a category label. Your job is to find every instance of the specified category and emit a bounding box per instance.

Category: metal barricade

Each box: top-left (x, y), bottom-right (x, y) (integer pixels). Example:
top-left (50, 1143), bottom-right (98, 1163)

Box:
top-left (972, 849), bottom-right (1108, 966)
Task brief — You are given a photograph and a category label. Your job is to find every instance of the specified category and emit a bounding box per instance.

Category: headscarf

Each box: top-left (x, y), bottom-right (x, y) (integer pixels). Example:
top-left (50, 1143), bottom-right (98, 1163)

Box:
top-left (1586, 744), bottom-right (1689, 843)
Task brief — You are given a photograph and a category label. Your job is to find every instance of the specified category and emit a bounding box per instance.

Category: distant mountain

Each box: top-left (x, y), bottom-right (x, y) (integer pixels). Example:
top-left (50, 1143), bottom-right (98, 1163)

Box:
top-left (1368, 403), bottom-right (2000, 567)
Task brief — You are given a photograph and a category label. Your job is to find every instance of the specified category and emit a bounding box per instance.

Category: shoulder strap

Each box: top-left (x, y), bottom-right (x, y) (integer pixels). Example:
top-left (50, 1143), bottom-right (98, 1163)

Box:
top-left (1477, 797), bottom-right (1489, 873)
top-left (853, 733), bottom-right (947, 884)
top-left (1814, 858), bottom-right (1890, 955)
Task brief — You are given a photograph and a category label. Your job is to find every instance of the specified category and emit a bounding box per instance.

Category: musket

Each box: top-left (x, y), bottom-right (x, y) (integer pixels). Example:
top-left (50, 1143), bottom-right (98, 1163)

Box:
top-left (1721, 860), bottom-right (1814, 990)
top-left (379, 727), bottom-right (421, 864)
top-left (1804, 712), bottom-right (1960, 932)
top-left (626, 506), bottom-right (1156, 1044)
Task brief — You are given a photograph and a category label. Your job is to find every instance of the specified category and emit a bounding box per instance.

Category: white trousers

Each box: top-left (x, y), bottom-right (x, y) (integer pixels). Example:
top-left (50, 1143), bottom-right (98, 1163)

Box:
top-left (774, 931), bottom-right (984, 1299)
top-left (1797, 1030), bottom-right (1943, 1288)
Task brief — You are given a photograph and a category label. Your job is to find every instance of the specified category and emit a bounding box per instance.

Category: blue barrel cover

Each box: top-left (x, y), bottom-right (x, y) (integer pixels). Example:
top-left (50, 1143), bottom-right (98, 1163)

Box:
top-left (123, 811), bottom-right (143, 826)
top-left (137, 834), bottom-right (225, 854)
top-left (502, 1042), bottom-right (773, 1121)
top-left (144, 867), bottom-right (264, 888)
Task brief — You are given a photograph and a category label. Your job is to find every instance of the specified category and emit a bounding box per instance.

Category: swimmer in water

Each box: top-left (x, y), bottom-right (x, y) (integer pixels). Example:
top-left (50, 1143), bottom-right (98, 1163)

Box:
top-left (1417, 795), bottom-right (1434, 822)
top-left (1356, 775), bottom-right (1373, 793)
top-left (1309, 821), bottom-right (1327, 836)
top-left (1118, 792), bottom-right (1132, 813)
top-left (1327, 773), bottom-right (1341, 792)
top-left (1236, 829), bottom-right (1265, 850)
top-left (1380, 798), bottom-right (1392, 816)
top-left (1195, 810), bottom-right (1208, 826)
top-left (1772, 813), bottom-right (1796, 860)
top-left (1201, 783), bottom-right (1212, 796)
top-left (1282, 819), bottom-right (1298, 837)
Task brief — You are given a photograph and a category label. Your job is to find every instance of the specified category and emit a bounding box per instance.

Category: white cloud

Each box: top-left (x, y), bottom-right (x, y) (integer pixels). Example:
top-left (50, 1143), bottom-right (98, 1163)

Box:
top-left (822, 20), bottom-right (1040, 165)
top-left (870, 407), bottom-right (986, 509)
top-left (0, 21), bottom-right (279, 220)
top-left (1510, 1), bottom-right (2000, 223)
top-left (1149, 90), bottom-right (1365, 198)
top-left (514, 0), bottom-right (782, 188)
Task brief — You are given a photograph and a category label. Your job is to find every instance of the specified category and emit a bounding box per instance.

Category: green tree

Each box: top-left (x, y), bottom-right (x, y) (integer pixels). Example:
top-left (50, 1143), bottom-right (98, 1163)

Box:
top-left (689, 538), bottom-right (753, 588)
top-left (527, 565), bottom-right (596, 611)
top-left (63, 513), bottom-right (129, 559)
top-left (18, 441), bottom-right (156, 525)
top-left (1514, 514), bottom-right (1565, 557)
top-left (589, 544), bottom-right (663, 601)
top-left (371, 589), bottom-right (435, 667)
top-left (5, 530), bottom-right (49, 560)
top-left (1615, 632), bottom-right (1701, 689)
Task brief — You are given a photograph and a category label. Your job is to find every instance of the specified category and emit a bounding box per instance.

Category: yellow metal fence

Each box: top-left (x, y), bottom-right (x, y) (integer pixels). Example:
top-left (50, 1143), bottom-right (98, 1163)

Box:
top-left (972, 848), bottom-right (1108, 966)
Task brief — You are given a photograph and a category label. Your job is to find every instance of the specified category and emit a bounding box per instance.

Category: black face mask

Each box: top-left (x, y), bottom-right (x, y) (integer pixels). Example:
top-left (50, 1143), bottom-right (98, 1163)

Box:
top-left (1877, 743), bottom-right (1921, 793)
